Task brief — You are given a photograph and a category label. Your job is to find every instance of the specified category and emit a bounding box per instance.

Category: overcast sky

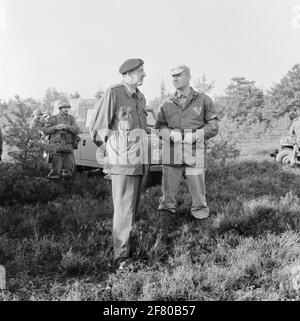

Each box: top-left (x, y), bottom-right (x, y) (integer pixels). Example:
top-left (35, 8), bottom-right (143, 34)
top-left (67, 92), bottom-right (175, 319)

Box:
top-left (0, 0), bottom-right (300, 101)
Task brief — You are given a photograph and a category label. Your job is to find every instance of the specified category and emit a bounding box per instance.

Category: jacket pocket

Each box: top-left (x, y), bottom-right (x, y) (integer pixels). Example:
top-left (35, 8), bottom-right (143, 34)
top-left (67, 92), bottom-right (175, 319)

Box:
top-left (66, 133), bottom-right (74, 144)
top-left (165, 109), bottom-right (180, 128)
top-left (119, 106), bottom-right (134, 130)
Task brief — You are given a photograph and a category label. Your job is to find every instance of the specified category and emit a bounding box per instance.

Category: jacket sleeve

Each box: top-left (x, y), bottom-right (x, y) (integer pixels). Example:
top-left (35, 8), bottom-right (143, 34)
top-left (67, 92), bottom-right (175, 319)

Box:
top-left (204, 97), bottom-right (219, 140)
top-left (154, 104), bottom-right (172, 141)
top-left (90, 88), bottom-right (116, 145)
top-left (65, 117), bottom-right (80, 135)
top-left (43, 117), bottom-right (58, 136)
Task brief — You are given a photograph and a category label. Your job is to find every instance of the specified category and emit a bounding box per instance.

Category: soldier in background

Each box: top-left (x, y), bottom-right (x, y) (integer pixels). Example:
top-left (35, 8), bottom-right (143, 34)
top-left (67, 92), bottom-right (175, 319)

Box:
top-left (44, 98), bottom-right (80, 179)
top-left (30, 109), bottom-right (45, 130)
top-left (289, 117), bottom-right (300, 143)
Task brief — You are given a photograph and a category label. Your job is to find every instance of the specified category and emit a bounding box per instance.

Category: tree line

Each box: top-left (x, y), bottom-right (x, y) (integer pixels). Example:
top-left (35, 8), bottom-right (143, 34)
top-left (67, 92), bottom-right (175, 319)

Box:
top-left (0, 64), bottom-right (299, 168)
top-left (1, 63), bottom-right (299, 128)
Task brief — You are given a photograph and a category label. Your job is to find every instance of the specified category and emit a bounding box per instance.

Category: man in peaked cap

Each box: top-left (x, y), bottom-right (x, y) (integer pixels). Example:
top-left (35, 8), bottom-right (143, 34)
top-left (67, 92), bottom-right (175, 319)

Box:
top-left (44, 98), bottom-right (80, 179)
top-left (90, 58), bottom-right (147, 269)
top-left (155, 64), bottom-right (219, 246)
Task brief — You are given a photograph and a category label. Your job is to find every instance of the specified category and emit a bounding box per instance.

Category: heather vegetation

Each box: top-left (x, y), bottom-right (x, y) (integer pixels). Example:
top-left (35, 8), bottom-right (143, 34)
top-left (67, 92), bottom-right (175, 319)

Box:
top-left (1, 64), bottom-right (300, 301)
top-left (1, 160), bottom-right (300, 301)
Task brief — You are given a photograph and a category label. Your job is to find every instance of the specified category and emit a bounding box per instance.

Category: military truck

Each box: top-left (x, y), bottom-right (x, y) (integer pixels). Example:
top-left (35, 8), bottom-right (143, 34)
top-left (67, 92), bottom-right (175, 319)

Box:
top-left (51, 98), bottom-right (162, 184)
top-left (271, 134), bottom-right (300, 166)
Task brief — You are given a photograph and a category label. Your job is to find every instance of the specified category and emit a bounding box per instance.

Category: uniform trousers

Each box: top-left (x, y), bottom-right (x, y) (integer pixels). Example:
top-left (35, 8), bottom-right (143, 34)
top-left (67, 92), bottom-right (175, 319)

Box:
top-left (50, 152), bottom-right (75, 176)
top-left (111, 174), bottom-right (143, 260)
top-left (158, 165), bottom-right (209, 218)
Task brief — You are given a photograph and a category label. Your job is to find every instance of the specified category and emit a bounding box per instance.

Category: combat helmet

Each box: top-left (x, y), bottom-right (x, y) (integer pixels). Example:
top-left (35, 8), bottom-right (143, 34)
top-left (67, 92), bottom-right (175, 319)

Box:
top-left (58, 98), bottom-right (71, 109)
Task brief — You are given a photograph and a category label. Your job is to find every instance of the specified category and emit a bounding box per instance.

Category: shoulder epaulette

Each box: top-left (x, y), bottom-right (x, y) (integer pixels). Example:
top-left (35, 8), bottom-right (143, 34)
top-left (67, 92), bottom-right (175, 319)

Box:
top-left (162, 95), bottom-right (173, 104)
top-left (109, 83), bottom-right (123, 90)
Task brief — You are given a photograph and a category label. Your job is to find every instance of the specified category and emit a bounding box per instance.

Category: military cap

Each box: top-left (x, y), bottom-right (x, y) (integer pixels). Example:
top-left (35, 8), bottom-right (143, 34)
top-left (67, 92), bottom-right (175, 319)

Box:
top-left (171, 64), bottom-right (191, 76)
top-left (119, 58), bottom-right (144, 74)
top-left (58, 98), bottom-right (71, 109)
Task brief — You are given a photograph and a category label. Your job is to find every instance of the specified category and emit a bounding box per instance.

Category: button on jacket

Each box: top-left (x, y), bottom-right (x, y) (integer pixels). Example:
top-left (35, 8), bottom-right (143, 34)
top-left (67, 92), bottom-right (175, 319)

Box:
top-left (90, 83), bottom-right (148, 175)
top-left (155, 87), bottom-right (219, 167)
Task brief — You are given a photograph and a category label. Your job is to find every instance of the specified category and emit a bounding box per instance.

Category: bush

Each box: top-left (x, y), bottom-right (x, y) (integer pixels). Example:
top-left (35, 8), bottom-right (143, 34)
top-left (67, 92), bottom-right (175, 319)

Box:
top-left (3, 102), bottom-right (53, 175)
top-left (214, 192), bottom-right (300, 237)
top-left (61, 249), bottom-right (95, 276)
top-left (207, 117), bottom-right (240, 166)
top-left (0, 163), bottom-right (111, 205)
top-left (0, 163), bottom-right (64, 205)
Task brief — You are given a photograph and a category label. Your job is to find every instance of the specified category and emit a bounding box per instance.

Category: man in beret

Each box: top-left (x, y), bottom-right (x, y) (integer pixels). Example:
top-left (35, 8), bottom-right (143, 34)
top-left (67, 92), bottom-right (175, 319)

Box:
top-left (44, 98), bottom-right (80, 179)
top-left (155, 64), bottom-right (219, 246)
top-left (90, 58), bottom-right (147, 268)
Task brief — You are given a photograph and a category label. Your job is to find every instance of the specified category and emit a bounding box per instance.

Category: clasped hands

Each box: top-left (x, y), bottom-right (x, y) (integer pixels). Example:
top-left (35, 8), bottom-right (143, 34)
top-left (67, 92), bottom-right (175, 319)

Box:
top-left (170, 130), bottom-right (197, 144)
top-left (56, 123), bottom-right (67, 130)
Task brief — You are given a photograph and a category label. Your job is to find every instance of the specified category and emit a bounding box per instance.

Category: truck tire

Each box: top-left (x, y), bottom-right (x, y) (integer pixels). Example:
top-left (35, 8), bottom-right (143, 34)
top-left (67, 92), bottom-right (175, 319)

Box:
top-left (276, 150), bottom-right (293, 164)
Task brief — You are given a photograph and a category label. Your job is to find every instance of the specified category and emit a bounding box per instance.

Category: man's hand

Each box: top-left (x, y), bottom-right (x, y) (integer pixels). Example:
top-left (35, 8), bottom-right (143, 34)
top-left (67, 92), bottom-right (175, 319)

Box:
top-left (56, 124), bottom-right (66, 130)
top-left (183, 132), bottom-right (196, 144)
top-left (170, 130), bottom-right (182, 143)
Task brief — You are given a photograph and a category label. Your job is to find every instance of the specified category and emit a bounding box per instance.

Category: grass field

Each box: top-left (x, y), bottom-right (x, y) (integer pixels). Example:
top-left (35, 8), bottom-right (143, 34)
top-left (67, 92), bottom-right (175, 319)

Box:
top-left (1, 136), bottom-right (300, 301)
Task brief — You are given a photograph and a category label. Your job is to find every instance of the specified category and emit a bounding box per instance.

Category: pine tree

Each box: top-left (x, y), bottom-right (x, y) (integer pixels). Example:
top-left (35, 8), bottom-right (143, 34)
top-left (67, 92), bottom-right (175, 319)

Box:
top-left (4, 101), bottom-right (53, 174)
top-left (267, 64), bottom-right (300, 120)
top-left (69, 91), bottom-right (81, 99)
top-left (225, 77), bottom-right (265, 124)
top-left (43, 87), bottom-right (67, 113)
top-left (194, 74), bottom-right (215, 94)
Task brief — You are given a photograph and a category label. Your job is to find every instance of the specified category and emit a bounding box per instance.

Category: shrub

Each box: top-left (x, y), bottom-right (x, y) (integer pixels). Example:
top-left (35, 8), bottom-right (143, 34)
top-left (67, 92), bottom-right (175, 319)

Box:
top-left (0, 163), bottom-right (64, 205)
top-left (3, 102), bottom-right (53, 175)
top-left (207, 117), bottom-right (241, 166)
top-left (61, 249), bottom-right (95, 276)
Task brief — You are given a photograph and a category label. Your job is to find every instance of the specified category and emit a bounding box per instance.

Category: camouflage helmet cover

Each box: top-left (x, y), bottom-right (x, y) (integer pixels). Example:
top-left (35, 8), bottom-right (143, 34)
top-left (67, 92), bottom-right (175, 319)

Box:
top-left (58, 98), bottom-right (71, 109)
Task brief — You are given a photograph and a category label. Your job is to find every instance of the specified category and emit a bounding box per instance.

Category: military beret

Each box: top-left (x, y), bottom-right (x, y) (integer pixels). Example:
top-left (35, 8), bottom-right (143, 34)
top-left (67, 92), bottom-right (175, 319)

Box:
top-left (119, 58), bottom-right (144, 74)
top-left (58, 98), bottom-right (71, 108)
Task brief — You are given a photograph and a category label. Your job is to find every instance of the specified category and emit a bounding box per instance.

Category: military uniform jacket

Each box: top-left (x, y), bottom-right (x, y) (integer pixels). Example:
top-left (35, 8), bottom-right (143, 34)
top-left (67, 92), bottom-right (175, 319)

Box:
top-left (90, 83), bottom-right (148, 175)
top-left (44, 113), bottom-right (80, 153)
top-left (155, 88), bottom-right (219, 167)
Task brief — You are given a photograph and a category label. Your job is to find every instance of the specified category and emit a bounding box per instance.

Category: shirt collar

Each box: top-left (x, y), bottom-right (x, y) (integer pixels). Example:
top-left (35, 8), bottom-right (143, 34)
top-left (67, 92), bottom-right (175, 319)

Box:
top-left (173, 87), bottom-right (198, 101)
top-left (122, 81), bottom-right (138, 97)
top-left (175, 87), bottom-right (191, 99)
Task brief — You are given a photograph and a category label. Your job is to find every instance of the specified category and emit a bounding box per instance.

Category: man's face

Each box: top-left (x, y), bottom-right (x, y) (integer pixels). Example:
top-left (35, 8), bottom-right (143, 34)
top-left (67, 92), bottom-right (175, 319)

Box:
top-left (60, 107), bottom-right (69, 115)
top-left (128, 66), bottom-right (146, 87)
top-left (172, 71), bottom-right (191, 91)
